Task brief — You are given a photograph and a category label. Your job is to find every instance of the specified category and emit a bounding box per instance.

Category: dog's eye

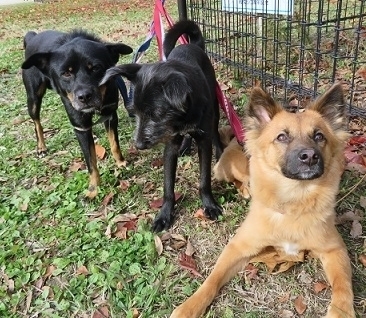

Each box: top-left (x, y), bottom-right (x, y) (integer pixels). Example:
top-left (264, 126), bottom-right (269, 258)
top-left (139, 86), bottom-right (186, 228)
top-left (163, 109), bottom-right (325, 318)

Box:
top-left (276, 133), bottom-right (288, 142)
top-left (92, 65), bottom-right (101, 72)
top-left (314, 132), bottom-right (325, 142)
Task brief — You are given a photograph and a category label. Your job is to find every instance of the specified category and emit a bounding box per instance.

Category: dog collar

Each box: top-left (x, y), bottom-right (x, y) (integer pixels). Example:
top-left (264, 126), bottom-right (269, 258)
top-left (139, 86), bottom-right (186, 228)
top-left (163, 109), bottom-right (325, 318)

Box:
top-left (73, 114), bottom-right (112, 132)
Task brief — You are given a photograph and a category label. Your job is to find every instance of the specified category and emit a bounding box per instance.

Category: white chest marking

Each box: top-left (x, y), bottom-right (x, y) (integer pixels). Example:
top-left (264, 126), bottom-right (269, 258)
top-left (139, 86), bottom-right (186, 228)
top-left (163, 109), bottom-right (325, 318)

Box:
top-left (282, 242), bottom-right (299, 255)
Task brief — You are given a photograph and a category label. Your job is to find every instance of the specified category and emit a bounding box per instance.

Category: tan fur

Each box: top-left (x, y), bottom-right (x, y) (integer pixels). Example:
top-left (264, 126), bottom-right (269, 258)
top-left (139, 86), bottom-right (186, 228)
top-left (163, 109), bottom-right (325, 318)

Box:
top-left (213, 127), bottom-right (250, 199)
top-left (171, 84), bottom-right (354, 318)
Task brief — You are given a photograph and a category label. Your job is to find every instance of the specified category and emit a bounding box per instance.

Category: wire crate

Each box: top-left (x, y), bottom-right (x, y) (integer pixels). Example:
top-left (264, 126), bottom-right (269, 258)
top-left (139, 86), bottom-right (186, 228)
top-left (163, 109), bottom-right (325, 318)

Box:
top-left (178, 0), bottom-right (366, 117)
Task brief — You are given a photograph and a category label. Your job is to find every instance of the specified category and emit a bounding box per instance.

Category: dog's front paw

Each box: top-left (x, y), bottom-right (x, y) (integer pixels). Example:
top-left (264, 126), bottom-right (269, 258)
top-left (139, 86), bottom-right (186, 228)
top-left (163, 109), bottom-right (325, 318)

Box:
top-left (37, 149), bottom-right (47, 158)
top-left (204, 204), bottom-right (223, 220)
top-left (152, 212), bottom-right (173, 232)
top-left (85, 185), bottom-right (98, 199)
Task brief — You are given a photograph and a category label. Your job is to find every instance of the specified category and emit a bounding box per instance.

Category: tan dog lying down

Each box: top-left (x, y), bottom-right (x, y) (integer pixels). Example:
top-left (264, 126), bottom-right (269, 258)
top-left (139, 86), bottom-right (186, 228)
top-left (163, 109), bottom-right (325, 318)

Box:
top-left (171, 84), bottom-right (354, 318)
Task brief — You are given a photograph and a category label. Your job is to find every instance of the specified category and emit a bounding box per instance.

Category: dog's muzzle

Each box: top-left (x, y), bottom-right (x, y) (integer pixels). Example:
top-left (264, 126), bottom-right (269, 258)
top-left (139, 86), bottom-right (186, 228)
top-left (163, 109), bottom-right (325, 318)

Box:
top-left (282, 147), bottom-right (324, 180)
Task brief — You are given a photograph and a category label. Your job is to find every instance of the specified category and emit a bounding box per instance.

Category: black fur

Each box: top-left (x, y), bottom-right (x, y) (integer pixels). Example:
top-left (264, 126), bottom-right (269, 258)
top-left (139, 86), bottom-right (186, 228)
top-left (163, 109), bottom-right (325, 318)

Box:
top-left (22, 29), bottom-right (132, 197)
top-left (101, 20), bottom-right (224, 231)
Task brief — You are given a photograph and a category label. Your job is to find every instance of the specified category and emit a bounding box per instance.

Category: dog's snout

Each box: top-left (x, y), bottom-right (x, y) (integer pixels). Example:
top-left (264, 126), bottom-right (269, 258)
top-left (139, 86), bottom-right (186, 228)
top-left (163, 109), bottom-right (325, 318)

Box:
top-left (298, 148), bottom-right (319, 166)
top-left (76, 89), bottom-right (93, 104)
top-left (134, 140), bottom-right (148, 150)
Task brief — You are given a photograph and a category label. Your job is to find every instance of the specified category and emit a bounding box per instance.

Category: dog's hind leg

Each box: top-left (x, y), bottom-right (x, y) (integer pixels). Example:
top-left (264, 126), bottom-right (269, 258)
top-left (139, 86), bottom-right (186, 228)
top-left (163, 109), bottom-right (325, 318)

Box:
top-left (104, 111), bottom-right (126, 168)
top-left (23, 73), bottom-right (48, 157)
top-left (74, 129), bottom-right (100, 199)
top-left (196, 136), bottom-right (222, 219)
top-left (317, 239), bottom-right (355, 318)
top-left (170, 226), bottom-right (263, 318)
top-left (152, 136), bottom-right (183, 232)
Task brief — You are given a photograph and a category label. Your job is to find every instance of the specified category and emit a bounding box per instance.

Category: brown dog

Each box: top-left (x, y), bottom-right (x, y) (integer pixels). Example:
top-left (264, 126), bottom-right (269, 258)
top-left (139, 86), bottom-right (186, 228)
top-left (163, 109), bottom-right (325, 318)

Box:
top-left (213, 126), bottom-right (250, 199)
top-left (170, 84), bottom-right (355, 318)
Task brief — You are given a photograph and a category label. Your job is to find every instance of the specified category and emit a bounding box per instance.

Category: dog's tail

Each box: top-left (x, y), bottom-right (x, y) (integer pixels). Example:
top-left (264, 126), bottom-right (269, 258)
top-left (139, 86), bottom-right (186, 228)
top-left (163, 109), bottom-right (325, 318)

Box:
top-left (23, 31), bottom-right (37, 49)
top-left (164, 20), bottom-right (205, 58)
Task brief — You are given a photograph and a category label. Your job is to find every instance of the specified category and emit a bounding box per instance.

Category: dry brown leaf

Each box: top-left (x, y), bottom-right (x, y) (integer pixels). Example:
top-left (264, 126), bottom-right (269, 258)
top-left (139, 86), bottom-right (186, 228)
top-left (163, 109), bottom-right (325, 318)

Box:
top-left (44, 265), bottom-right (56, 280)
top-left (170, 233), bottom-right (186, 242)
top-left (279, 309), bottom-right (294, 318)
top-left (114, 226), bottom-right (127, 240)
top-left (178, 252), bottom-right (202, 278)
top-left (119, 180), bottom-right (130, 191)
top-left (76, 265), bottom-right (89, 276)
top-left (244, 263), bottom-right (258, 280)
top-left (154, 235), bottom-right (163, 256)
top-left (359, 254), bottom-right (366, 267)
top-left (69, 160), bottom-right (85, 172)
top-left (350, 220), bottom-right (363, 238)
top-left (360, 196), bottom-right (366, 209)
top-left (102, 192), bottom-right (114, 206)
top-left (151, 158), bottom-right (164, 168)
top-left (132, 308), bottom-right (140, 318)
top-left (294, 295), bottom-right (307, 315)
top-left (193, 208), bottom-right (208, 220)
top-left (313, 281), bottom-right (328, 294)
top-left (149, 193), bottom-right (182, 209)
top-left (113, 214), bottom-right (138, 223)
top-left (160, 232), bottom-right (172, 241)
top-left (278, 293), bottom-right (290, 303)
top-left (92, 305), bottom-right (109, 318)
top-left (24, 289), bottom-right (32, 314)
top-left (105, 224), bottom-right (112, 238)
top-left (185, 239), bottom-right (195, 257)
top-left (95, 144), bottom-right (106, 160)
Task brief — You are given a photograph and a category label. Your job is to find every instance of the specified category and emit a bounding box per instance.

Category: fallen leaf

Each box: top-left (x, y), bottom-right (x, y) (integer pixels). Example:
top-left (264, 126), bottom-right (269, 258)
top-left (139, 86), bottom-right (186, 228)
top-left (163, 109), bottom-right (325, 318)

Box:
top-left (92, 305), bottom-right (109, 318)
top-left (160, 232), bottom-right (172, 241)
top-left (151, 158), bottom-right (164, 168)
top-left (279, 309), bottom-right (294, 318)
top-left (113, 213), bottom-right (138, 223)
top-left (105, 224), bottom-right (112, 238)
top-left (294, 295), bottom-right (307, 315)
top-left (244, 263), bottom-right (259, 280)
top-left (278, 293), bottom-right (290, 303)
top-left (348, 135), bottom-right (366, 145)
top-left (132, 308), bottom-right (140, 318)
top-left (118, 180), bottom-right (130, 191)
top-left (154, 235), bottom-right (163, 255)
top-left (69, 160), bottom-right (86, 172)
top-left (313, 281), bottom-right (328, 294)
top-left (95, 144), bottom-right (106, 160)
top-left (114, 226), bottom-right (127, 240)
top-left (149, 192), bottom-right (183, 209)
top-left (44, 265), bottom-right (56, 280)
top-left (102, 192), bottom-right (114, 206)
top-left (193, 208), bottom-right (208, 220)
top-left (76, 265), bottom-right (89, 276)
top-left (350, 220), bottom-right (363, 238)
top-left (360, 196), bottom-right (366, 209)
top-left (178, 252), bottom-right (202, 278)
top-left (359, 254), bottom-right (366, 267)
top-left (185, 239), bottom-right (195, 257)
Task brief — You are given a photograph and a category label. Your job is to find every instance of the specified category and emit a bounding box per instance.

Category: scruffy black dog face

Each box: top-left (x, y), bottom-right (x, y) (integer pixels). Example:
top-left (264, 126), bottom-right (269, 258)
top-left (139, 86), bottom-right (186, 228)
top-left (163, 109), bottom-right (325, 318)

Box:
top-left (102, 62), bottom-right (196, 149)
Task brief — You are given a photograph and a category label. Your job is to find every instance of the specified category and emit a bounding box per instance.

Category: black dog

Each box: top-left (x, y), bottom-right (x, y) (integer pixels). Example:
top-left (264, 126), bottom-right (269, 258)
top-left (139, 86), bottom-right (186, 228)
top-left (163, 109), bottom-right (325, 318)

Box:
top-left (100, 20), bottom-right (224, 231)
top-left (21, 30), bottom-right (132, 198)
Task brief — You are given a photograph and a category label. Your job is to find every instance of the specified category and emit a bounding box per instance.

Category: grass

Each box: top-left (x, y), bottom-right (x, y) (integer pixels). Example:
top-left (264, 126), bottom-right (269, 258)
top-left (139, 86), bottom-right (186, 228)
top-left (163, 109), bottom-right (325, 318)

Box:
top-left (0, 1), bottom-right (365, 318)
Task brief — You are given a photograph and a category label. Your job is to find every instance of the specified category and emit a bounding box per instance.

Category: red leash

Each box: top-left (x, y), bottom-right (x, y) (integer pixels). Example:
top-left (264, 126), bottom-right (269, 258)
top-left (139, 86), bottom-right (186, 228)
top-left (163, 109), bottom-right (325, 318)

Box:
top-left (152, 0), bottom-right (245, 144)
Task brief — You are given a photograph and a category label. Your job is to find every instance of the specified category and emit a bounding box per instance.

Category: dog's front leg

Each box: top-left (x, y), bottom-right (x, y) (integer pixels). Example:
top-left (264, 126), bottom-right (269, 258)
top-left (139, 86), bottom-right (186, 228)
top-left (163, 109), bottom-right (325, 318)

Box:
top-left (104, 110), bottom-right (126, 168)
top-left (317, 240), bottom-right (355, 318)
top-left (196, 136), bottom-right (222, 219)
top-left (74, 129), bottom-right (100, 199)
top-left (152, 137), bottom-right (182, 232)
top-left (170, 229), bottom-right (262, 318)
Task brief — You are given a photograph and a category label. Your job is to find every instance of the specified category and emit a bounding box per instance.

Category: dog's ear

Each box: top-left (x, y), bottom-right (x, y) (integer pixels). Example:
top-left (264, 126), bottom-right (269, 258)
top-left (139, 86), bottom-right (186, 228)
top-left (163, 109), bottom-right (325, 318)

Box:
top-left (307, 84), bottom-right (347, 132)
top-left (162, 72), bottom-right (192, 110)
top-left (100, 64), bottom-right (142, 86)
top-left (246, 87), bottom-right (282, 128)
top-left (105, 43), bottom-right (133, 64)
top-left (22, 52), bottom-right (52, 73)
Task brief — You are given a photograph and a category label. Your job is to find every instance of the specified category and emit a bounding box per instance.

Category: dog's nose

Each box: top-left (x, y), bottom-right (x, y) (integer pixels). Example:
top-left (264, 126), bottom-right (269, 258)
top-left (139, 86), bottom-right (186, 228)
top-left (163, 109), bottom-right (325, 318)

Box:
top-left (298, 148), bottom-right (319, 166)
top-left (134, 140), bottom-right (148, 150)
top-left (76, 90), bottom-right (92, 104)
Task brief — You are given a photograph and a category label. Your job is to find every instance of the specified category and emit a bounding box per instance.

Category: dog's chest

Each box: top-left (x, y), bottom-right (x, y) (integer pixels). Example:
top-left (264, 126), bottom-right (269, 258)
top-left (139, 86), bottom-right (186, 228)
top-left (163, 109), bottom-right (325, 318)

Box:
top-left (281, 242), bottom-right (300, 255)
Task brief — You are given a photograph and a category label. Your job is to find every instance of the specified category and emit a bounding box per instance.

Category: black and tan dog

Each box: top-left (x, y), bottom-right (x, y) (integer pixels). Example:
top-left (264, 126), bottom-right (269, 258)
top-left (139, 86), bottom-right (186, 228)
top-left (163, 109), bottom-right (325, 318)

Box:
top-left (171, 84), bottom-right (355, 318)
top-left (21, 30), bottom-right (132, 198)
top-left (101, 20), bottom-right (223, 231)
